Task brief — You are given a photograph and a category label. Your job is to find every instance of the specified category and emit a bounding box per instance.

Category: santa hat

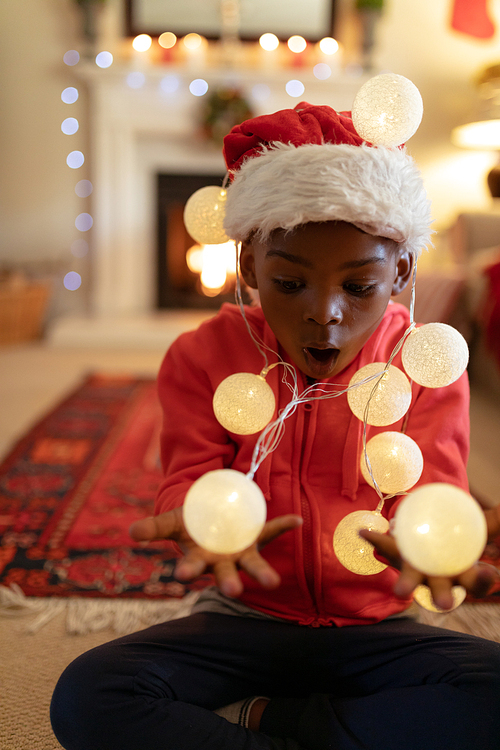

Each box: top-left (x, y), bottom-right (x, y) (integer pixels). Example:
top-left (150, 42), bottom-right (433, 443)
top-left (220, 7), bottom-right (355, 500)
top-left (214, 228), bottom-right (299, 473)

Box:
top-left (222, 101), bottom-right (432, 258)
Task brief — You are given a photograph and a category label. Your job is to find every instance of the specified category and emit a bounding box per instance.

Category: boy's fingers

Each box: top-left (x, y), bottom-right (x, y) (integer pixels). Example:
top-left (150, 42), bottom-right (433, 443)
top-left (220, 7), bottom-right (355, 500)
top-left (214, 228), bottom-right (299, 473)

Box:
top-left (129, 510), bottom-right (182, 542)
top-left (359, 529), bottom-right (401, 568)
top-left (459, 562), bottom-right (498, 599)
top-left (212, 559), bottom-right (243, 598)
top-left (240, 548), bottom-right (281, 589)
top-left (174, 552), bottom-right (208, 582)
top-left (393, 563), bottom-right (424, 598)
top-left (425, 577), bottom-right (455, 611)
top-left (258, 515), bottom-right (303, 546)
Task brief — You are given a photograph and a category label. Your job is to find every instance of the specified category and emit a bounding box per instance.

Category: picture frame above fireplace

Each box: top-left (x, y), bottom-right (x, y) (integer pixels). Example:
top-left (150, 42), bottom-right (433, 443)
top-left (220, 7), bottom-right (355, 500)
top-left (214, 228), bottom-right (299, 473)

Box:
top-left (125, 0), bottom-right (336, 43)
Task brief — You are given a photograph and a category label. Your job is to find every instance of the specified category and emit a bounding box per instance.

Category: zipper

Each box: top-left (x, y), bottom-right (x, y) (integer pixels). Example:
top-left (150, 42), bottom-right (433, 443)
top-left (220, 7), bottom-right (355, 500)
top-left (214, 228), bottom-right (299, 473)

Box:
top-left (299, 404), bottom-right (320, 620)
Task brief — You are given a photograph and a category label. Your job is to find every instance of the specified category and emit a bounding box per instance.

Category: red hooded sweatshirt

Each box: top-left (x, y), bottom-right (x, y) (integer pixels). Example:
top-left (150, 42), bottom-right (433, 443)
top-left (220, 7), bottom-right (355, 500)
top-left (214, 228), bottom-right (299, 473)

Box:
top-left (155, 302), bottom-right (470, 627)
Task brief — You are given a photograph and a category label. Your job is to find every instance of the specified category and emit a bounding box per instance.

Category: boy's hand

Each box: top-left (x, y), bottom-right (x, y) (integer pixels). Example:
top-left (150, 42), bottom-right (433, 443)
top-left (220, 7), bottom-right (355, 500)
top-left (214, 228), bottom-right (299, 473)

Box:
top-left (360, 527), bottom-right (499, 611)
top-left (130, 508), bottom-right (303, 598)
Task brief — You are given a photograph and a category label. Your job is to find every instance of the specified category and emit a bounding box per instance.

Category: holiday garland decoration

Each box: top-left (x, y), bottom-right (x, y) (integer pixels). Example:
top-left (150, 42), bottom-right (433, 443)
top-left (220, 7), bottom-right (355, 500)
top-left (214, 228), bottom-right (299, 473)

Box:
top-left (181, 73), bottom-right (478, 613)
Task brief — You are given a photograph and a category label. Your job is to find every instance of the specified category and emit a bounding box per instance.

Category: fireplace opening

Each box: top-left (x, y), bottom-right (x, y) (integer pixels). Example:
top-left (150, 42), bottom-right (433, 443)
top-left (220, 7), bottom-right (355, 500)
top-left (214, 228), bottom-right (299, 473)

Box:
top-left (157, 173), bottom-right (250, 309)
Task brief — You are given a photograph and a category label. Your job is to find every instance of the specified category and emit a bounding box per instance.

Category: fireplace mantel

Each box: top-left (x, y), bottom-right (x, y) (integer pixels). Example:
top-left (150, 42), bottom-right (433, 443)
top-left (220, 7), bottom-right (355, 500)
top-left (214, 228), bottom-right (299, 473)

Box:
top-left (76, 61), bottom-right (365, 317)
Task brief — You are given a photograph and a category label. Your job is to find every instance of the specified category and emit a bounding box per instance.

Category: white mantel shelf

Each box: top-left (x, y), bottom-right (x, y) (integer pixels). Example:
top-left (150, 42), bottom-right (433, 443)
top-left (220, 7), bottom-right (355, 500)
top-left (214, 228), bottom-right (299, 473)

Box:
top-left (73, 60), bottom-right (367, 318)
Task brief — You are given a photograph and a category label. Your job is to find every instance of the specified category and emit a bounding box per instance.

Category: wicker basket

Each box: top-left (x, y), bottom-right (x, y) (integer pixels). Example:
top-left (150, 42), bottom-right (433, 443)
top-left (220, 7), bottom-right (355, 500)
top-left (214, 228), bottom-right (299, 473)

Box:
top-left (0, 281), bottom-right (51, 344)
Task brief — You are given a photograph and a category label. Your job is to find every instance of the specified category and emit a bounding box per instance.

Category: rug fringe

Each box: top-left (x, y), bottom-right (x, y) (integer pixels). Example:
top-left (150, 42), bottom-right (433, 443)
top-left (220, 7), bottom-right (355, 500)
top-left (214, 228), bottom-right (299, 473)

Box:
top-left (1, 584), bottom-right (499, 641)
top-left (0, 584), bottom-right (201, 635)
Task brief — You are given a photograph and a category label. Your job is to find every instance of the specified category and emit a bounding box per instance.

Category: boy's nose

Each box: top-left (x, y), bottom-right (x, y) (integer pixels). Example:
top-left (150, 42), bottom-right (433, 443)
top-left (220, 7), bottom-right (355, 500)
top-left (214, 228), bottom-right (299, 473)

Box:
top-left (304, 293), bottom-right (343, 325)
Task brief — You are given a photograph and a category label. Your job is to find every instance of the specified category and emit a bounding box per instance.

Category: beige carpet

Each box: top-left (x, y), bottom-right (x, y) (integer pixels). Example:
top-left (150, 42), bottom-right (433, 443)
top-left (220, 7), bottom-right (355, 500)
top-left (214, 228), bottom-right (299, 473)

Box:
top-left (2, 597), bottom-right (500, 750)
top-left (1, 612), bottom-right (114, 750)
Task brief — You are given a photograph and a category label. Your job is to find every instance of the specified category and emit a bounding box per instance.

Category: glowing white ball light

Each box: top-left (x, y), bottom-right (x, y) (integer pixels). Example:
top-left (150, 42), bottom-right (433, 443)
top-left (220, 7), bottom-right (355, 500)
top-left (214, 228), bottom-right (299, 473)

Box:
top-left (213, 373), bottom-right (275, 435)
top-left (401, 323), bottom-right (469, 388)
top-left (393, 483), bottom-right (487, 577)
top-left (352, 73), bottom-right (423, 147)
top-left (360, 431), bottom-right (423, 495)
top-left (413, 584), bottom-right (466, 613)
top-left (347, 363), bottom-right (412, 426)
top-left (183, 469), bottom-right (267, 554)
top-left (333, 510), bottom-right (389, 575)
top-left (184, 186), bottom-right (229, 245)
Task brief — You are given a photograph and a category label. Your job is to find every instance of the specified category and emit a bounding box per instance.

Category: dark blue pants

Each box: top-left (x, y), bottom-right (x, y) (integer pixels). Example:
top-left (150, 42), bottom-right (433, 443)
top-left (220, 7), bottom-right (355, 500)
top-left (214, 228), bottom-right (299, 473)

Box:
top-left (50, 612), bottom-right (500, 750)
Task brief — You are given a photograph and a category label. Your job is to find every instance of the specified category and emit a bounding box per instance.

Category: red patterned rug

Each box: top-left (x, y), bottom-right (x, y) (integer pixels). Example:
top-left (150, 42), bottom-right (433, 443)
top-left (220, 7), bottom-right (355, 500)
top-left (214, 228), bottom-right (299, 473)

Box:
top-left (0, 374), bottom-right (211, 600)
top-left (0, 373), bottom-right (498, 609)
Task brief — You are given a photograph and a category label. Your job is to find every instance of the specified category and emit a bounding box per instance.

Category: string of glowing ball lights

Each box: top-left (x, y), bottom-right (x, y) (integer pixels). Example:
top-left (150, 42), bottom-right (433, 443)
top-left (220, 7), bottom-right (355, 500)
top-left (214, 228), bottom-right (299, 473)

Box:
top-left (181, 72), bottom-right (486, 613)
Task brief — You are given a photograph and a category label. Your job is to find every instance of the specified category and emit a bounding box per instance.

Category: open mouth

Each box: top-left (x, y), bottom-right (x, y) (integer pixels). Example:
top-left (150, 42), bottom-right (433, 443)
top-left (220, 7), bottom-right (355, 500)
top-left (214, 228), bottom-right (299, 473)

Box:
top-left (303, 347), bottom-right (340, 377)
top-left (306, 347), bottom-right (337, 363)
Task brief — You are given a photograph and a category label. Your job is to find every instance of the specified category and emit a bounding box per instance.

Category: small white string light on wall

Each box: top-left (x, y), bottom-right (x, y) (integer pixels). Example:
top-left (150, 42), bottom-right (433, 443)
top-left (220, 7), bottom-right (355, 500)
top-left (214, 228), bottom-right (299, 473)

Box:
top-left (62, 39), bottom-right (114, 295)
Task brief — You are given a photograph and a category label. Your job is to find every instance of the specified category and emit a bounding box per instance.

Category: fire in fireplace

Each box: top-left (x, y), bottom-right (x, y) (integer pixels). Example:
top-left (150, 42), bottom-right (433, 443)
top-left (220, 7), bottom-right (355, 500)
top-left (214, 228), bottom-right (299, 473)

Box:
top-left (157, 173), bottom-right (243, 309)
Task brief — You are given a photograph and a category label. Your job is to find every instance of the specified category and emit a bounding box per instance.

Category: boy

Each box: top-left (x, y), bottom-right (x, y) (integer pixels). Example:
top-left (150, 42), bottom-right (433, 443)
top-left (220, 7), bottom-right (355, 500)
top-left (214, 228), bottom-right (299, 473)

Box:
top-left (51, 93), bottom-right (500, 750)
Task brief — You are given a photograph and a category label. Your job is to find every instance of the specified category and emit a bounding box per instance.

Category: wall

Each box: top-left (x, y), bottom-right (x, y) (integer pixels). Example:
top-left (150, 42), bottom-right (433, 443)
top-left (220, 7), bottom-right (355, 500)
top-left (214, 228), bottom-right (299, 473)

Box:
top-left (375, 0), bottom-right (500, 231)
top-left (1, 0), bottom-right (500, 314)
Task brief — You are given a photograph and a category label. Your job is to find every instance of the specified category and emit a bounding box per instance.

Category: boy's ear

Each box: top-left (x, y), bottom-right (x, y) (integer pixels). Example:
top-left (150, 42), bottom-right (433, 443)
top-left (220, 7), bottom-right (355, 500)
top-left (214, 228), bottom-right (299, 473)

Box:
top-left (239, 240), bottom-right (258, 289)
top-left (391, 250), bottom-right (414, 296)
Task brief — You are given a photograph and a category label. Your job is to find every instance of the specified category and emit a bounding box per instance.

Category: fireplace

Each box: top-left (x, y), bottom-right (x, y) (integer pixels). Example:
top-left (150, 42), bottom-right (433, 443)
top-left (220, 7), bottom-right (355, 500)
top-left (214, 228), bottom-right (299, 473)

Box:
top-left (71, 62), bottom-right (362, 319)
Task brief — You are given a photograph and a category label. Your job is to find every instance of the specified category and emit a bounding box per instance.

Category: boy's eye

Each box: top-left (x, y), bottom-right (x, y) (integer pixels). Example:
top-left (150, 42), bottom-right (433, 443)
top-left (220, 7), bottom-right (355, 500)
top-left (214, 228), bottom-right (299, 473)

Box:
top-left (344, 283), bottom-right (374, 296)
top-left (274, 279), bottom-right (303, 292)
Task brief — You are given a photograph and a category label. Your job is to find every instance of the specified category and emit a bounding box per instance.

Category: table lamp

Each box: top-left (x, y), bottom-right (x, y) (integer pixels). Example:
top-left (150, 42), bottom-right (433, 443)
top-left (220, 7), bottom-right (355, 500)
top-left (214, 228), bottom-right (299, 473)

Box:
top-left (451, 64), bottom-right (500, 197)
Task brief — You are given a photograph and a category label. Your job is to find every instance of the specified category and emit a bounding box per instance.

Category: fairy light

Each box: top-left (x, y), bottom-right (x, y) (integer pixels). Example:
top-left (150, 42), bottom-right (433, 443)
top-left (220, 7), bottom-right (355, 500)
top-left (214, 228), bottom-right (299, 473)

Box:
top-left (347, 363), bottom-right (412, 426)
top-left (159, 32), bottom-right (177, 49)
top-left (393, 483), bottom-right (487, 577)
top-left (401, 322), bottom-right (469, 388)
top-left (213, 372), bottom-right (276, 435)
top-left (75, 180), bottom-right (93, 198)
top-left (184, 186), bottom-right (228, 244)
top-left (95, 51), bottom-right (113, 68)
top-left (75, 213), bottom-right (93, 232)
top-left (286, 80), bottom-right (305, 98)
top-left (189, 79), bottom-right (209, 97)
top-left (182, 469), bottom-right (267, 554)
top-left (352, 73), bottom-right (423, 147)
top-left (66, 151), bottom-right (84, 169)
top-left (127, 72), bottom-right (146, 89)
top-left (360, 431), bottom-right (423, 495)
top-left (259, 33), bottom-right (279, 51)
top-left (319, 37), bottom-right (339, 55)
top-left (61, 87), bottom-right (78, 104)
top-left (313, 63), bottom-right (332, 80)
top-left (333, 510), bottom-right (389, 575)
top-left (132, 34), bottom-right (152, 52)
top-left (63, 50), bottom-right (80, 66)
top-left (61, 117), bottom-right (79, 135)
top-left (160, 76), bottom-right (180, 95)
top-left (288, 35), bottom-right (307, 53)
top-left (413, 584), bottom-right (467, 613)
top-left (183, 33), bottom-right (204, 50)
top-left (63, 271), bottom-right (82, 291)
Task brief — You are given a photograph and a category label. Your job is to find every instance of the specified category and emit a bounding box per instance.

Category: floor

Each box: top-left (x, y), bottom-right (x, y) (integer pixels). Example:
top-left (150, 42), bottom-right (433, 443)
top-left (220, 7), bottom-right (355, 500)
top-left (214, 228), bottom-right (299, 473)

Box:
top-left (1, 318), bottom-right (500, 750)
top-left (1, 316), bottom-right (500, 507)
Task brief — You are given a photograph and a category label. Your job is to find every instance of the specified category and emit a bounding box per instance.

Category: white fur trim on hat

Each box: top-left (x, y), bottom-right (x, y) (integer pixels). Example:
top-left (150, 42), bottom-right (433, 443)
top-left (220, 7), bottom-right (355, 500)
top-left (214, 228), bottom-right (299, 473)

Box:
top-left (223, 142), bottom-right (432, 258)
